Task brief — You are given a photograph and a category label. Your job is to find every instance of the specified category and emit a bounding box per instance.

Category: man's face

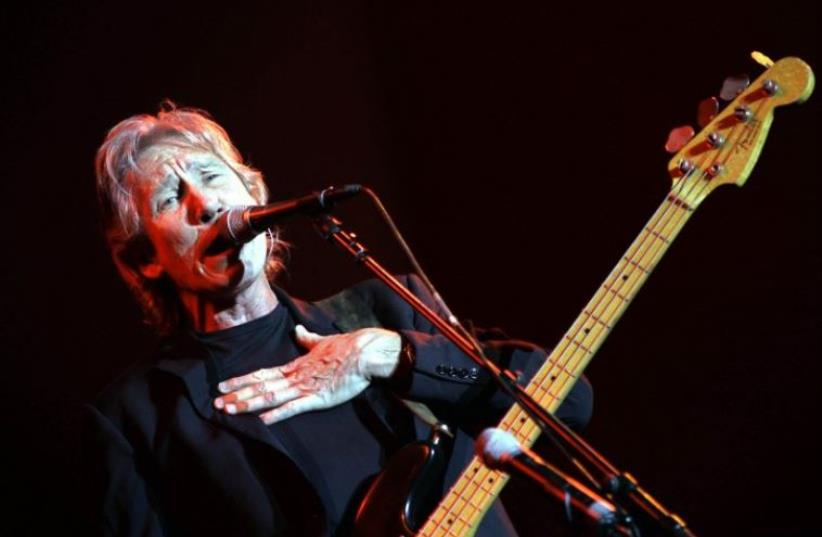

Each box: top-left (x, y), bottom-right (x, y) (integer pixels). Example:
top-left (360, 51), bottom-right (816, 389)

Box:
top-left (131, 142), bottom-right (268, 298)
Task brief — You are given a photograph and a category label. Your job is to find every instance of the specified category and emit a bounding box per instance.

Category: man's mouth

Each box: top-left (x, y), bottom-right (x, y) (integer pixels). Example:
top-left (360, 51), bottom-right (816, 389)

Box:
top-left (201, 221), bottom-right (240, 258)
top-left (197, 222), bottom-right (247, 282)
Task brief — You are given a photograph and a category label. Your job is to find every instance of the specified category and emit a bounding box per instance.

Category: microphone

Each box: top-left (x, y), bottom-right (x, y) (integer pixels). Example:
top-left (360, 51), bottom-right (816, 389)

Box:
top-left (477, 428), bottom-right (627, 533)
top-left (216, 184), bottom-right (362, 245)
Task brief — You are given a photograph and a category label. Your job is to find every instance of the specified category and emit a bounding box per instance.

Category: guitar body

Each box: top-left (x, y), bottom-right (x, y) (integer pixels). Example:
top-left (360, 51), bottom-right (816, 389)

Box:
top-left (353, 425), bottom-right (453, 537)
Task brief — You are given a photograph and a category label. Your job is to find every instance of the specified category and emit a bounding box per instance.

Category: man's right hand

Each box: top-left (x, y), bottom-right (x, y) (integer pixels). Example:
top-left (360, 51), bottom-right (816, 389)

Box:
top-left (213, 324), bottom-right (402, 424)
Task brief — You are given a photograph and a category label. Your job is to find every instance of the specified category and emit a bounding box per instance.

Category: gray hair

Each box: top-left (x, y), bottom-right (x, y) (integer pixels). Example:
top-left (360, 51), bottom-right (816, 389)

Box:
top-left (95, 102), bottom-right (285, 334)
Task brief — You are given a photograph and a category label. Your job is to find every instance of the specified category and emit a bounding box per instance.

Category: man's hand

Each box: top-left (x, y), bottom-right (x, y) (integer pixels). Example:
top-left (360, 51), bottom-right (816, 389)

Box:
top-left (213, 325), bottom-right (402, 424)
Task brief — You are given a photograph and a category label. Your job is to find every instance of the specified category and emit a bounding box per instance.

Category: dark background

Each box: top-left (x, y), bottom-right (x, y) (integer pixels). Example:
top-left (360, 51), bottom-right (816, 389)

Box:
top-left (2, 2), bottom-right (819, 535)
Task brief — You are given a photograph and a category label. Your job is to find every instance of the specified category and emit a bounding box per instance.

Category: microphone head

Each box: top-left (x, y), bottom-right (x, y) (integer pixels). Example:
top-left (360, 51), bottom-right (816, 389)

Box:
top-left (476, 428), bottom-right (522, 470)
top-left (318, 184), bottom-right (363, 208)
top-left (212, 206), bottom-right (257, 246)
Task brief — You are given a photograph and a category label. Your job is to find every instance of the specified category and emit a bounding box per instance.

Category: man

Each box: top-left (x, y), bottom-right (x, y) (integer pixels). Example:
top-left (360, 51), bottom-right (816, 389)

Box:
top-left (86, 103), bottom-right (593, 536)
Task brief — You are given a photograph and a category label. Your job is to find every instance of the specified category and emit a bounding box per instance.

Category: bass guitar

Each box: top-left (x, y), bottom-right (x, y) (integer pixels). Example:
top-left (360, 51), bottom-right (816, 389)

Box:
top-left (355, 54), bottom-right (815, 537)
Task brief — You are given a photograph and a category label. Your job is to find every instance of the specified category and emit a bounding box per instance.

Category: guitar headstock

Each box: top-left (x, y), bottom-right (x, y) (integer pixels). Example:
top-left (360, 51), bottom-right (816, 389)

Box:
top-left (667, 55), bottom-right (814, 209)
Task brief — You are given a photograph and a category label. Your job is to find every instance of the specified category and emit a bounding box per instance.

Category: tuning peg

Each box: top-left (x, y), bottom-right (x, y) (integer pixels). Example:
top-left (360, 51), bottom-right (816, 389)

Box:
top-left (720, 74), bottom-right (750, 101)
top-left (697, 97), bottom-right (719, 128)
top-left (665, 125), bottom-right (695, 154)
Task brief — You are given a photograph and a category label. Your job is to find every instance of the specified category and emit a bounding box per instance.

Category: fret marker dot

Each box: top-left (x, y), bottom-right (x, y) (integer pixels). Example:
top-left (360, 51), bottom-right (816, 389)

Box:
top-left (622, 274), bottom-right (629, 281)
top-left (488, 478), bottom-right (494, 484)
top-left (584, 328), bottom-right (591, 334)
top-left (519, 417), bottom-right (526, 423)
top-left (447, 519), bottom-right (453, 525)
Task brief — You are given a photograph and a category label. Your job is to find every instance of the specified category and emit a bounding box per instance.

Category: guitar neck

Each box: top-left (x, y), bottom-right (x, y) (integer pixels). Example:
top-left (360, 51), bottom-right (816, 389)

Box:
top-left (418, 189), bottom-right (698, 537)
top-left (414, 55), bottom-right (815, 537)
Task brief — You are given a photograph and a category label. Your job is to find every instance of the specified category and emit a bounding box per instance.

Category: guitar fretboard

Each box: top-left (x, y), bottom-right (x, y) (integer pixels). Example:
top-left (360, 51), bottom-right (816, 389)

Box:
top-left (415, 55), bottom-right (813, 537)
top-left (418, 189), bottom-right (697, 537)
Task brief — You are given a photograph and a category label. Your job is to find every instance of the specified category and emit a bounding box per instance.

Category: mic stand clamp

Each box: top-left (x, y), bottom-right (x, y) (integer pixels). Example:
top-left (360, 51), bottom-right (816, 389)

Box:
top-left (313, 213), bottom-right (695, 537)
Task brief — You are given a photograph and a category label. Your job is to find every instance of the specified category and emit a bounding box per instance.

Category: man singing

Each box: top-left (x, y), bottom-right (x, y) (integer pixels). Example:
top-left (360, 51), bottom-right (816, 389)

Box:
top-left (85, 103), bottom-right (593, 536)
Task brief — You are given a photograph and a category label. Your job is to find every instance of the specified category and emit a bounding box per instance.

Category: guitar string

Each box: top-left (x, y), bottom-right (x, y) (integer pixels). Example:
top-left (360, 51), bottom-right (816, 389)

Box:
top-left (439, 164), bottom-right (706, 518)
top-left (506, 89), bottom-right (771, 433)
top-left (422, 177), bottom-right (702, 537)
top-left (444, 163), bottom-right (726, 532)
top-left (477, 93), bottom-right (770, 522)
top-left (509, 92), bottom-right (769, 443)
top-left (423, 166), bottom-right (705, 536)
top-left (432, 205), bottom-right (698, 535)
top-left (485, 106), bottom-right (769, 537)
top-left (501, 94), bottom-right (765, 459)
top-left (426, 166), bottom-right (708, 536)
top-left (514, 183), bottom-right (699, 438)
top-left (424, 93), bottom-right (769, 535)
top-left (519, 177), bottom-right (699, 415)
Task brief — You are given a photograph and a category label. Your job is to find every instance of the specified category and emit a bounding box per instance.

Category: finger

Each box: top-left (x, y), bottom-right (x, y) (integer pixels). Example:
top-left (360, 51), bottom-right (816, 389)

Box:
top-left (260, 395), bottom-right (323, 424)
top-left (225, 385), bottom-right (303, 414)
top-left (294, 324), bottom-right (327, 350)
top-left (215, 377), bottom-right (291, 409)
top-left (216, 381), bottom-right (267, 407)
top-left (218, 367), bottom-right (284, 394)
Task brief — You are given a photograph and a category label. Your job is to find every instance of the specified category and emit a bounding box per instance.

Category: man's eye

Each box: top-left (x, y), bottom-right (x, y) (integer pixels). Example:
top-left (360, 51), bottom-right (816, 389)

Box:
top-left (159, 195), bottom-right (179, 211)
top-left (204, 173), bottom-right (221, 183)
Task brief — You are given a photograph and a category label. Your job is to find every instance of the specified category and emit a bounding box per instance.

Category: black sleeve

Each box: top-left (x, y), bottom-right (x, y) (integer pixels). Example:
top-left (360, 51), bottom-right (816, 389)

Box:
top-left (369, 274), bottom-right (593, 431)
top-left (82, 404), bottom-right (165, 536)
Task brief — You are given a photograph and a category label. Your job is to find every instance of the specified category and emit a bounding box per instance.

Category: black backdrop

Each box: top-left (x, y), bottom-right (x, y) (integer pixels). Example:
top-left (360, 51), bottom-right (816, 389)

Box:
top-left (2, 2), bottom-right (819, 535)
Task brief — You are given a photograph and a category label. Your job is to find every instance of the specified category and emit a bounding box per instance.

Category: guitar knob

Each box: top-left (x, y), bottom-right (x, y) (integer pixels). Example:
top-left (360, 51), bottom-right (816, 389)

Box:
top-left (763, 79), bottom-right (780, 95)
top-left (707, 163), bottom-right (724, 177)
top-left (665, 125), bottom-right (695, 154)
top-left (707, 132), bottom-right (726, 148)
top-left (678, 159), bottom-right (695, 174)
top-left (734, 106), bottom-right (753, 122)
top-left (720, 74), bottom-right (750, 101)
top-left (697, 97), bottom-right (719, 128)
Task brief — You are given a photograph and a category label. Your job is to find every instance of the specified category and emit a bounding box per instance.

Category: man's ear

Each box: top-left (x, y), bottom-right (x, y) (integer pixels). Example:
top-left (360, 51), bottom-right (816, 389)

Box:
top-left (139, 260), bottom-right (164, 280)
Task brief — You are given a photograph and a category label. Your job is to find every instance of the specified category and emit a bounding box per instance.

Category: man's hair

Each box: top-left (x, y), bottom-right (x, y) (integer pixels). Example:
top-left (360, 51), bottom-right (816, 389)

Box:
top-left (95, 102), bottom-right (285, 334)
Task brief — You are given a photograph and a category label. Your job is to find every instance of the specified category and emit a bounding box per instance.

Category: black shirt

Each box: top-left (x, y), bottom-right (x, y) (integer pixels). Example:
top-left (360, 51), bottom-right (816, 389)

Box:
top-left (193, 304), bottom-right (385, 534)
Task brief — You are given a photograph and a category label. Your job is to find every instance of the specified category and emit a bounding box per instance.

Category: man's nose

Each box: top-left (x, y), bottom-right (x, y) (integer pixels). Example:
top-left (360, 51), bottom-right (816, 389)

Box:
top-left (199, 202), bottom-right (225, 224)
top-left (188, 188), bottom-right (225, 225)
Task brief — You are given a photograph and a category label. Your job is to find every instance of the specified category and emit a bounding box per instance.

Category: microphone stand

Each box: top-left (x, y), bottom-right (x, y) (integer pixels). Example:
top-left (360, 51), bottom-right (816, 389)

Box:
top-left (478, 429), bottom-right (632, 536)
top-left (313, 212), bottom-right (695, 537)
